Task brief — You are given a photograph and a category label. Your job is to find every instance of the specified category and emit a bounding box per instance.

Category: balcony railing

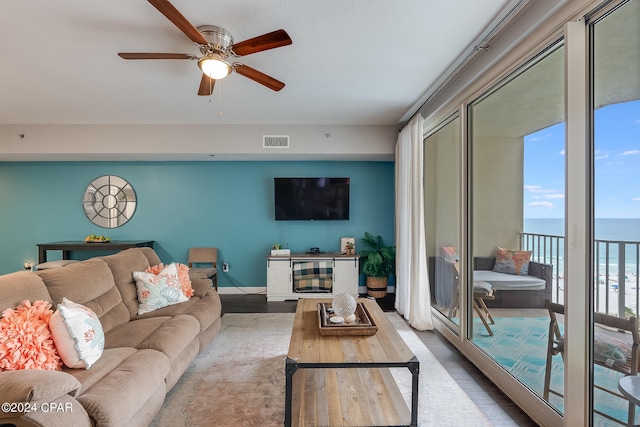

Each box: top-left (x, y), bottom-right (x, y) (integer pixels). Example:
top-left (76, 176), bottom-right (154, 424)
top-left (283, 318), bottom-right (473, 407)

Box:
top-left (520, 232), bottom-right (640, 317)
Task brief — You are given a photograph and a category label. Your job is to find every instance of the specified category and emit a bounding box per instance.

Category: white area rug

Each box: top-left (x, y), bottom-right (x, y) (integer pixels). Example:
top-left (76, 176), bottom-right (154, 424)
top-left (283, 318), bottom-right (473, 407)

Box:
top-left (151, 312), bottom-right (490, 427)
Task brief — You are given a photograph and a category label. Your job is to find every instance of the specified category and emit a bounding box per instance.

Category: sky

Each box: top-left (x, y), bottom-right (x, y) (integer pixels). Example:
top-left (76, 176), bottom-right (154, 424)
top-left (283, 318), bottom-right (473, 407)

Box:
top-left (523, 99), bottom-right (640, 219)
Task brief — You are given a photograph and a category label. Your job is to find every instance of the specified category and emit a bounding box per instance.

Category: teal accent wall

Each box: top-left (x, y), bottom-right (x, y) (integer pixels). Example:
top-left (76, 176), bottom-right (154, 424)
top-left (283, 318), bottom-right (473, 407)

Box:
top-left (0, 161), bottom-right (395, 289)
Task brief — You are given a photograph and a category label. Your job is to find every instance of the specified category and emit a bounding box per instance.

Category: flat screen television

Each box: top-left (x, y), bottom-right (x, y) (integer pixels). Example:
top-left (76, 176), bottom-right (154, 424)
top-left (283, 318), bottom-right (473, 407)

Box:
top-left (274, 177), bottom-right (350, 221)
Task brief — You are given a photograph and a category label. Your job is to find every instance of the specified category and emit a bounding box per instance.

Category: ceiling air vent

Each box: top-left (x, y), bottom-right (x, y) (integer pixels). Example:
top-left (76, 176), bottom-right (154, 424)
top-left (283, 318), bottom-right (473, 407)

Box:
top-left (263, 135), bottom-right (290, 149)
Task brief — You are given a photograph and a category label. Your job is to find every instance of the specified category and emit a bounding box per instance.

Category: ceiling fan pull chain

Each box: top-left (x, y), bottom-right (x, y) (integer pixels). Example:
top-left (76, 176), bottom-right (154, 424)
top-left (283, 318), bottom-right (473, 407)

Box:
top-left (217, 80), bottom-right (223, 116)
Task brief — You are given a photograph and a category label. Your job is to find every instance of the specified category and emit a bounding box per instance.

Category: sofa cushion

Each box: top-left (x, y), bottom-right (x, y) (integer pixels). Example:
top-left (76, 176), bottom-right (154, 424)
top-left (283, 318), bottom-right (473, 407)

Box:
top-left (138, 246), bottom-right (162, 267)
top-left (101, 248), bottom-right (154, 318)
top-left (0, 369), bottom-right (80, 402)
top-left (37, 258), bottom-right (130, 333)
top-left (0, 272), bottom-right (51, 313)
top-left (132, 289), bottom-right (221, 333)
top-left (64, 347), bottom-right (135, 394)
top-left (50, 298), bottom-right (105, 369)
top-left (190, 278), bottom-right (213, 298)
top-left (75, 348), bottom-right (169, 427)
top-left (105, 315), bottom-right (200, 362)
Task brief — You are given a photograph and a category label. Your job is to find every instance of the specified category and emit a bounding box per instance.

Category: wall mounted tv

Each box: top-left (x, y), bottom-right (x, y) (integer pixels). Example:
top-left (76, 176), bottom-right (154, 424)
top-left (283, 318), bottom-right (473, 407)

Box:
top-left (274, 177), bottom-right (350, 221)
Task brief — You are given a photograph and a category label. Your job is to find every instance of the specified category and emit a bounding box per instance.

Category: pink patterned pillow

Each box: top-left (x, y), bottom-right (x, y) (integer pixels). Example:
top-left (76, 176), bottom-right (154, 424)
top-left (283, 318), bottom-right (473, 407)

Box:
top-left (0, 300), bottom-right (62, 371)
top-left (494, 247), bottom-right (531, 276)
top-left (439, 246), bottom-right (459, 264)
top-left (146, 263), bottom-right (194, 298)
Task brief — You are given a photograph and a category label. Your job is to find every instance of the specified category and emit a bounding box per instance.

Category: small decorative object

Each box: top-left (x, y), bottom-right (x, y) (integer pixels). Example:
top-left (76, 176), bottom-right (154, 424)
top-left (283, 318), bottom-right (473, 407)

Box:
top-left (85, 234), bottom-right (111, 243)
top-left (317, 302), bottom-right (378, 336)
top-left (329, 316), bottom-right (344, 324)
top-left (341, 237), bottom-right (356, 255)
top-left (271, 244), bottom-right (290, 256)
top-left (332, 293), bottom-right (357, 318)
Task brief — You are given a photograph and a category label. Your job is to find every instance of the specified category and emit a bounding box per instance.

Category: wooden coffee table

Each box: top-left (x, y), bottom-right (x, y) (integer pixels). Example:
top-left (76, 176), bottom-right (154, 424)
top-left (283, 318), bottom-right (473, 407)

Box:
top-left (285, 298), bottom-right (419, 427)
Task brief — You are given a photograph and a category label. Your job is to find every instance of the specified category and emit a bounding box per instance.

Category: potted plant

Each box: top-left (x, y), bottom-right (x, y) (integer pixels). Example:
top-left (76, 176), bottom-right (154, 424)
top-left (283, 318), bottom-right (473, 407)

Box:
top-left (359, 232), bottom-right (395, 298)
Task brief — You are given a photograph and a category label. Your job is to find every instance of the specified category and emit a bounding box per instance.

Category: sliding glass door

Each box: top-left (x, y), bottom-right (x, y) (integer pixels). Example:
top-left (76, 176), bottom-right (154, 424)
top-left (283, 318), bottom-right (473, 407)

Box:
top-left (591, 1), bottom-right (640, 425)
top-left (420, 0), bottom-right (640, 422)
top-left (468, 42), bottom-right (566, 409)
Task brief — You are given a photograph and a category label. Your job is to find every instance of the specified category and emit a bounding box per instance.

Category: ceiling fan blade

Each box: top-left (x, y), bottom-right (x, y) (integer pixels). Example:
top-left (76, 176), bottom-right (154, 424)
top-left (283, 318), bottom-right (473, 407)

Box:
top-left (118, 53), bottom-right (196, 60)
top-left (198, 74), bottom-right (215, 96)
top-left (231, 30), bottom-right (292, 56)
top-left (234, 64), bottom-right (285, 91)
top-left (147, 0), bottom-right (209, 45)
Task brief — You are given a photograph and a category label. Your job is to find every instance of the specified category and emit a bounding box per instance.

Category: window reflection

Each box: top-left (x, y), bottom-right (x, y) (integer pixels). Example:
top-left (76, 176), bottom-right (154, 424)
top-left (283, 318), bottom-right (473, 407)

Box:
top-left (425, 116), bottom-right (461, 329)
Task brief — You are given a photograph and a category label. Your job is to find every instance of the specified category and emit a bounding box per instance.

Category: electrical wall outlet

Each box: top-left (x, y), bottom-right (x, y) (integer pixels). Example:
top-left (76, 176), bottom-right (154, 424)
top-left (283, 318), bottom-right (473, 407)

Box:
top-left (222, 262), bottom-right (229, 272)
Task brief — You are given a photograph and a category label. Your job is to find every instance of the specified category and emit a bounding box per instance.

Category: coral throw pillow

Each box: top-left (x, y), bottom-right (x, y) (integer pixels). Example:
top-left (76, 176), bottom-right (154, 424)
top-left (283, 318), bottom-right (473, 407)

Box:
top-left (49, 298), bottom-right (105, 369)
top-left (134, 263), bottom-right (188, 315)
top-left (0, 300), bottom-right (61, 371)
top-left (146, 262), bottom-right (194, 298)
top-left (493, 247), bottom-right (532, 276)
top-left (439, 246), bottom-right (459, 264)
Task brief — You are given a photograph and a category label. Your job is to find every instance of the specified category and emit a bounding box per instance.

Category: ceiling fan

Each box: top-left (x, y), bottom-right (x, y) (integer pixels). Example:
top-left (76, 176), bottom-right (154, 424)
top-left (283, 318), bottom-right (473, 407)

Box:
top-left (118, 0), bottom-right (292, 95)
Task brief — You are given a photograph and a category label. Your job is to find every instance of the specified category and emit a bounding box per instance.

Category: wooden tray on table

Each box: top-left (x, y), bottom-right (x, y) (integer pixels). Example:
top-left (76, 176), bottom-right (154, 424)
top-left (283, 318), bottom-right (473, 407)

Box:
top-left (317, 302), bottom-right (378, 336)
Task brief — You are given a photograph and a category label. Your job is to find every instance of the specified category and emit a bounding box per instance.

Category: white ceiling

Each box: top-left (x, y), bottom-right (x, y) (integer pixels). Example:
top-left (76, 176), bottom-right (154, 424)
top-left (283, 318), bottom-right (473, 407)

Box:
top-left (0, 0), bottom-right (513, 126)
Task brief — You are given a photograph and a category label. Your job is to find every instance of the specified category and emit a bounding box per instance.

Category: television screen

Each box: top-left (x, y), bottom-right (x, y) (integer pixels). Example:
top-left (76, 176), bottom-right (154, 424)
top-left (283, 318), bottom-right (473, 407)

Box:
top-left (274, 177), bottom-right (350, 221)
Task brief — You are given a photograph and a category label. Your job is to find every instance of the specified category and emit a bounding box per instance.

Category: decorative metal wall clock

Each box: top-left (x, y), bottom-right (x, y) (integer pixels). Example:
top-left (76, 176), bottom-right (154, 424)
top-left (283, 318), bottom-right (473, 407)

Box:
top-left (82, 175), bottom-right (137, 228)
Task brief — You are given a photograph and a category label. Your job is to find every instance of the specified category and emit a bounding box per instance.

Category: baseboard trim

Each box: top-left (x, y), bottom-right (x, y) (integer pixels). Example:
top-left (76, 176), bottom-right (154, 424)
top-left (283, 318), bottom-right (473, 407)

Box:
top-left (217, 286), bottom-right (267, 295)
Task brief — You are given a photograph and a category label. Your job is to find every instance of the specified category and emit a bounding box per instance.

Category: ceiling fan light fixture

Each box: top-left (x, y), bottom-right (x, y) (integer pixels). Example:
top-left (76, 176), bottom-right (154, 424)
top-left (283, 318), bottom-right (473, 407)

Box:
top-left (198, 55), bottom-right (231, 79)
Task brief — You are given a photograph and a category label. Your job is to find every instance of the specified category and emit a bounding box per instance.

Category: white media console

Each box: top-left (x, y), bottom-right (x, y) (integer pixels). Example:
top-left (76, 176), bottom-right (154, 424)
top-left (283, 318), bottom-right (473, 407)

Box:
top-left (266, 253), bottom-right (359, 301)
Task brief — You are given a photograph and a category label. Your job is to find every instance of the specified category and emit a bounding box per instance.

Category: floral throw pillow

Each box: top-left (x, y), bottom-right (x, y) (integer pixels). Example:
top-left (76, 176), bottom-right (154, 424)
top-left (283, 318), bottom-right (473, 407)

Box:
top-left (146, 262), bottom-right (194, 298)
top-left (493, 247), bottom-right (531, 276)
top-left (134, 263), bottom-right (188, 315)
top-left (49, 298), bottom-right (105, 369)
top-left (0, 300), bottom-right (62, 371)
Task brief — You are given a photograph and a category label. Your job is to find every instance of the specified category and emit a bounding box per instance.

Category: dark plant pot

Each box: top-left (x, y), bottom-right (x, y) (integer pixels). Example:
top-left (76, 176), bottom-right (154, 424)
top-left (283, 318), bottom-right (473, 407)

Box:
top-left (366, 276), bottom-right (388, 298)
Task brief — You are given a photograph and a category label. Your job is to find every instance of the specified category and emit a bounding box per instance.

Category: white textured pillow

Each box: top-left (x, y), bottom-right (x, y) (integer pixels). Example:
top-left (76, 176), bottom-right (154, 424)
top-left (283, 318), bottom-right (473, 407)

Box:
top-left (133, 262), bottom-right (188, 315)
top-left (49, 298), bottom-right (105, 369)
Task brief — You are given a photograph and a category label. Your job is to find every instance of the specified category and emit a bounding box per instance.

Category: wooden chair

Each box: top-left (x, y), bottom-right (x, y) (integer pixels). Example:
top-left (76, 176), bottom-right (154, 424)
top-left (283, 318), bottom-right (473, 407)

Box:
top-left (188, 247), bottom-right (218, 290)
top-left (544, 300), bottom-right (640, 426)
top-left (473, 282), bottom-right (495, 336)
top-left (428, 256), bottom-right (494, 335)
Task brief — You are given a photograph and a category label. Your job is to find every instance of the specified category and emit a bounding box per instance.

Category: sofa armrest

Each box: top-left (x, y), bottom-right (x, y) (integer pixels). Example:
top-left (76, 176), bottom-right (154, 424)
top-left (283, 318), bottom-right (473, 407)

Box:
top-left (0, 370), bottom-right (80, 403)
top-left (529, 261), bottom-right (553, 286)
top-left (190, 277), bottom-right (214, 297)
top-left (473, 257), bottom-right (496, 271)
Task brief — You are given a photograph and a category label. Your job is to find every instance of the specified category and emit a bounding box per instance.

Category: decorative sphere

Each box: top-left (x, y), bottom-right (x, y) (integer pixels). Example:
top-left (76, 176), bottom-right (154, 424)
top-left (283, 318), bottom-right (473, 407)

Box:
top-left (332, 293), bottom-right (357, 318)
top-left (344, 313), bottom-right (357, 324)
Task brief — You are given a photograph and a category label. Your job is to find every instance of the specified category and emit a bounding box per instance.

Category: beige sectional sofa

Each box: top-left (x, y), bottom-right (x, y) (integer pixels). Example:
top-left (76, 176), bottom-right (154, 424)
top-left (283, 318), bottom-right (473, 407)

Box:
top-left (0, 247), bottom-right (222, 427)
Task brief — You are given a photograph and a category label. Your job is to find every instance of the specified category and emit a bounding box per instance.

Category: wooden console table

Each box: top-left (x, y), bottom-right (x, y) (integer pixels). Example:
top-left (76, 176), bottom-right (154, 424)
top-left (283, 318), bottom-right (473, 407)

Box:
top-left (37, 240), bottom-right (154, 264)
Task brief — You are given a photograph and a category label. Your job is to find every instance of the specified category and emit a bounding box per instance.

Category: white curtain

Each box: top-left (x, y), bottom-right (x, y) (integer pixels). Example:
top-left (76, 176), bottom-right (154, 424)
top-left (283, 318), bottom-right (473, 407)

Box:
top-left (394, 114), bottom-right (433, 331)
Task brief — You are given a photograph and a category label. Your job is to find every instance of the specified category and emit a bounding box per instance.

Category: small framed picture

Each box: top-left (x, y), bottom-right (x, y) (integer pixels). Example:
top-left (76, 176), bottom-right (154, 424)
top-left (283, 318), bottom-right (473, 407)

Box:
top-left (340, 237), bottom-right (356, 255)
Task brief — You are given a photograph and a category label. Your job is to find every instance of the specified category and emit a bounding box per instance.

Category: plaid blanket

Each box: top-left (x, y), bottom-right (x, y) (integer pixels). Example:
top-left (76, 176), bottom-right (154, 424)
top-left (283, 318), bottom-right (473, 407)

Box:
top-left (293, 260), bottom-right (333, 292)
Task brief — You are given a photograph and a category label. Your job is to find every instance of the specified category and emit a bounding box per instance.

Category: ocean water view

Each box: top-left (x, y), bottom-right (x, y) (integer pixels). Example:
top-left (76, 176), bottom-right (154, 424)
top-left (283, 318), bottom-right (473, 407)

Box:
top-left (524, 218), bottom-right (640, 274)
top-left (523, 218), bottom-right (640, 313)
top-left (524, 218), bottom-right (640, 241)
